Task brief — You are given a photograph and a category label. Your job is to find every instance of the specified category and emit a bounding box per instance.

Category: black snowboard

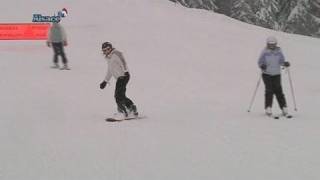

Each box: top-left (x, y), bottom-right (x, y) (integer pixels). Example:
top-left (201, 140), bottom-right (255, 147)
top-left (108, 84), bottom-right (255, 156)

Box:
top-left (105, 115), bottom-right (146, 122)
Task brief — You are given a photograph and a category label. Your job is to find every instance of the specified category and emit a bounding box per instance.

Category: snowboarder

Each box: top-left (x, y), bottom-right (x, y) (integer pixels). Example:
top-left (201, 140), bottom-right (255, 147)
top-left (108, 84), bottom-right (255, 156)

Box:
top-left (258, 36), bottom-right (290, 116)
top-left (46, 22), bottom-right (69, 70)
top-left (99, 42), bottom-right (138, 120)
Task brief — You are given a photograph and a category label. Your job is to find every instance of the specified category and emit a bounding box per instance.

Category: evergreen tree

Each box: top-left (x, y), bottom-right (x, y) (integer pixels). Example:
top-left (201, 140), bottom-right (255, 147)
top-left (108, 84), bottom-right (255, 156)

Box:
top-left (309, 0), bottom-right (320, 18)
top-left (215, 0), bottom-right (233, 15)
top-left (199, 0), bottom-right (218, 11)
top-left (254, 0), bottom-right (280, 29)
top-left (170, 0), bottom-right (218, 11)
top-left (231, 0), bottom-right (256, 24)
top-left (286, 0), bottom-right (319, 36)
top-left (277, 0), bottom-right (298, 30)
top-left (169, 0), bottom-right (320, 37)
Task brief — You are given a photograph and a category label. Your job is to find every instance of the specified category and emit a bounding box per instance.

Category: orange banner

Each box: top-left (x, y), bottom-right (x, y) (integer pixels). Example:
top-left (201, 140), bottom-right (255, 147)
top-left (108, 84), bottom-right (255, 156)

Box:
top-left (0, 23), bottom-right (50, 40)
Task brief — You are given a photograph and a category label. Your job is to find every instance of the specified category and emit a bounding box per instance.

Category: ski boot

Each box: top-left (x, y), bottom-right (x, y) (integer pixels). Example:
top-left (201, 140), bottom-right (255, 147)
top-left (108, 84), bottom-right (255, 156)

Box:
top-left (60, 63), bottom-right (70, 70)
top-left (117, 107), bottom-right (128, 117)
top-left (282, 107), bottom-right (288, 116)
top-left (51, 63), bottom-right (59, 69)
top-left (128, 104), bottom-right (138, 117)
top-left (113, 112), bottom-right (128, 121)
top-left (265, 107), bottom-right (272, 116)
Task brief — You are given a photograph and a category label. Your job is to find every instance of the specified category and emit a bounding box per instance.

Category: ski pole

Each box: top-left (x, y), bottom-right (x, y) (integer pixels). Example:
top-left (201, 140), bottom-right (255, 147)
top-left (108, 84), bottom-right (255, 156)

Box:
top-left (287, 67), bottom-right (298, 111)
top-left (247, 75), bottom-right (262, 112)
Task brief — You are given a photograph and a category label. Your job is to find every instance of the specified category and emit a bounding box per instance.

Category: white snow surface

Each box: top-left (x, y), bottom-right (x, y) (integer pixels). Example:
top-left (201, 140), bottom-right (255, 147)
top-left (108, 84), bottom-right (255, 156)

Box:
top-left (1, 0), bottom-right (320, 180)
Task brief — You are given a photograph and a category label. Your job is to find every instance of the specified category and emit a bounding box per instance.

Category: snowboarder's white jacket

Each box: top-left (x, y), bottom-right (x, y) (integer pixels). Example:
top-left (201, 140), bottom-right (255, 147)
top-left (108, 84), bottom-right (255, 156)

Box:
top-left (104, 49), bottom-right (129, 82)
top-left (258, 47), bottom-right (285, 76)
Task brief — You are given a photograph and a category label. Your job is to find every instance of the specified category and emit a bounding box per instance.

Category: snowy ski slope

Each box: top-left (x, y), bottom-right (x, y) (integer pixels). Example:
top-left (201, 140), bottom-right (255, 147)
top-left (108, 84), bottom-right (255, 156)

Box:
top-left (1, 0), bottom-right (320, 179)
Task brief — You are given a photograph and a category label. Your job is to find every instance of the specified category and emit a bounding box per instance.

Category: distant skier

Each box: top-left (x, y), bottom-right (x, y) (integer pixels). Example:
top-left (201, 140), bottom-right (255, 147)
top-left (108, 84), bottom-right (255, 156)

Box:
top-left (46, 22), bottom-right (69, 70)
top-left (258, 36), bottom-right (290, 116)
top-left (99, 42), bottom-right (138, 120)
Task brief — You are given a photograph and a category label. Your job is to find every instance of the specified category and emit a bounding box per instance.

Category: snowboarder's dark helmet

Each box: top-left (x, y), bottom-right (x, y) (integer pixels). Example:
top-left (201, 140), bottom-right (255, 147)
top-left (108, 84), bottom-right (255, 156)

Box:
top-left (102, 42), bottom-right (112, 49)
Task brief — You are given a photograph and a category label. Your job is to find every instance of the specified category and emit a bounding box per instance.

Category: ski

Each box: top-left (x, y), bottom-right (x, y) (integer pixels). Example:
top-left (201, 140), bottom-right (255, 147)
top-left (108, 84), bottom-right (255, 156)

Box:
top-left (266, 113), bottom-right (279, 119)
top-left (268, 114), bottom-right (293, 119)
top-left (277, 114), bottom-right (293, 119)
top-left (284, 115), bottom-right (293, 119)
top-left (60, 67), bottom-right (71, 70)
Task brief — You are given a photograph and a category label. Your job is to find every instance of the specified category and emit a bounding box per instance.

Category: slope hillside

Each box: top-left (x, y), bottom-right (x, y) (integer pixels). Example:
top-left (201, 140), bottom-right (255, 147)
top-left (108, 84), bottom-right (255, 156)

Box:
top-left (1, 0), bottom-right (320, 180)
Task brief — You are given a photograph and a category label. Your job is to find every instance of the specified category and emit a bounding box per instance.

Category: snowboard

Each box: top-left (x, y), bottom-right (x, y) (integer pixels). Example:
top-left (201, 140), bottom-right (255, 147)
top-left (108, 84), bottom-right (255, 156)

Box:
top-left (105, 115), bottom-right (146, 122)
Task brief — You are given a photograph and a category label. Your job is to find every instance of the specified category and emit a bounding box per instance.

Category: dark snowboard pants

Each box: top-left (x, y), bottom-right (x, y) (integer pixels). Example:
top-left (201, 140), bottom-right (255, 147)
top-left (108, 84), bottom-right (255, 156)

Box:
top-left (115, 73), bottom-right (134, 114)
top-left (262, 74), bottom-right (287, 109)
top-left (52, 42), bottom-right (67, 64)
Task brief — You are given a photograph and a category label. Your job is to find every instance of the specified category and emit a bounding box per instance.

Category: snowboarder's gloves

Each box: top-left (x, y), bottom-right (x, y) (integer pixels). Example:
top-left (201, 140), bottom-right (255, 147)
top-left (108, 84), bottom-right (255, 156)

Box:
top-left (124, 72), bottom-right (129, 76)
top-left (260, 64), bottom-right (267, 70)
top-left (46, 41), bottom-right (51, 47)
top-left (283, 61), bottom-right (290, 67)
top-left (100, 81), bottom-right (107, 89)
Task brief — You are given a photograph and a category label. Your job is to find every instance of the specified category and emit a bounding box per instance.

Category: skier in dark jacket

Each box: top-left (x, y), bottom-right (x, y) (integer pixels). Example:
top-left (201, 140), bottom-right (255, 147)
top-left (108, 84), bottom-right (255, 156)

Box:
top-left (258, 36), bottom-right (290, 116)
top-left (99, 42), bottom-right (138, 120)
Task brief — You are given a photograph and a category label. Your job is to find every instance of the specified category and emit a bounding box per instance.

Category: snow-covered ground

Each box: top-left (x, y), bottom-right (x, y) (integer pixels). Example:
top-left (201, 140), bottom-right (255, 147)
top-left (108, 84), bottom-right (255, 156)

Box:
top-left (1, 0), bottom-right (320, 179)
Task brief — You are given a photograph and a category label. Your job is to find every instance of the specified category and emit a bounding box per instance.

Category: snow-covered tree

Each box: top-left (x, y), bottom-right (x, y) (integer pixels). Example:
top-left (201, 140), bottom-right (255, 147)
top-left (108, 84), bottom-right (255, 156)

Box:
top-left (309, 0), bottom-right (320, 19)
top-left (168, 0), bottom-right (320, 37)
top-left (277, 0), bottom-right (297, 30)
top-left (286, 0), bottom-right (319, 36)
top-left (215, 0), bottom-right (233, 15)
top-left (254, 0), bottom-right (280, 29)
top-left (170, 0), bottom-right (218, 11)
top-left (231, 0), bottom-right (256, 24)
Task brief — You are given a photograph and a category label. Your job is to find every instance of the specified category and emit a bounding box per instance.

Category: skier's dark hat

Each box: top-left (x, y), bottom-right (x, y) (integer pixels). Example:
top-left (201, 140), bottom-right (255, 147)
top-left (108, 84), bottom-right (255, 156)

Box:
top-left (102, 42), bottom-right (112, 50)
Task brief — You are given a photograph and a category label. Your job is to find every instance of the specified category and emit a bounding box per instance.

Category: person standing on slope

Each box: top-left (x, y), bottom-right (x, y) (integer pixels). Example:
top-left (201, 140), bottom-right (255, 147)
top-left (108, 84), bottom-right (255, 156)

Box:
top-left (258, 36), bottom-right (290, 116)
top-left (47, 22), bottom-right (70, 70)
top-left (99, 42), bottom-right (138, 119)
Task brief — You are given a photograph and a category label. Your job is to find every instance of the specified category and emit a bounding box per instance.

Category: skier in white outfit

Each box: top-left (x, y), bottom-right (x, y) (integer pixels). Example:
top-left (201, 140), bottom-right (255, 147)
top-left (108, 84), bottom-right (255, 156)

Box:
top-left (99, 42), bottom-right (138, 119)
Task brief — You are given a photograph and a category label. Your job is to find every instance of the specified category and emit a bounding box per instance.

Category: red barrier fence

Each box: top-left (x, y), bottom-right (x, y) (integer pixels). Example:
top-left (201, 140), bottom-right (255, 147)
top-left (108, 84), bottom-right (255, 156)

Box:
top-left (0, 23), bottom-right (50, 40)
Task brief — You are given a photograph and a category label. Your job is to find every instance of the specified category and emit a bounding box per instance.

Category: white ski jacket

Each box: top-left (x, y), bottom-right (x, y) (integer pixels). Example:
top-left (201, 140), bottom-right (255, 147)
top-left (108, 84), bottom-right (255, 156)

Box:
top-left (104, 49), bottom-right (129, 82)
